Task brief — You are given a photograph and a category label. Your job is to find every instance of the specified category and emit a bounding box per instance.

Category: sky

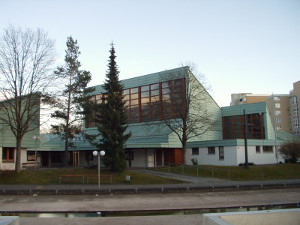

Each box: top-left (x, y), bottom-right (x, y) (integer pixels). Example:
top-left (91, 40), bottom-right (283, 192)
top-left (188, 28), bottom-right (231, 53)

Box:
top-left (1, 0), bottom-right (299, 107)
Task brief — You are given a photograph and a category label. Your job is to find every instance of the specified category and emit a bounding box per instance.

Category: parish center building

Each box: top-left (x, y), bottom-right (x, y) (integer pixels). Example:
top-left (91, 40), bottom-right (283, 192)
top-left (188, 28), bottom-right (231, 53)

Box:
top-left (1, 67), bottom-right (298, 170)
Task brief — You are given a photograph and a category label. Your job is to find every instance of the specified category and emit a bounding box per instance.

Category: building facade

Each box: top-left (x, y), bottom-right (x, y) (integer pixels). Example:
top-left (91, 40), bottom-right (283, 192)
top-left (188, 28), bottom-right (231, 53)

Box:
top-left (231, 81), bottom-right (300, 137)
top-left (186, 102), bottom-right (289, 166)
top-left (289, 81), bottom-right (300, 136)
top-left (2, 68), bottom-right (298, 170)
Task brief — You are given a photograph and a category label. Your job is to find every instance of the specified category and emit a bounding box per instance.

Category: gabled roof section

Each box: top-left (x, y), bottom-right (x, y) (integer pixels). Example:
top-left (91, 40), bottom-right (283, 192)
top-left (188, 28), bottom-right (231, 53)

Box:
top-left (89, 66), bottom-right (189, 95)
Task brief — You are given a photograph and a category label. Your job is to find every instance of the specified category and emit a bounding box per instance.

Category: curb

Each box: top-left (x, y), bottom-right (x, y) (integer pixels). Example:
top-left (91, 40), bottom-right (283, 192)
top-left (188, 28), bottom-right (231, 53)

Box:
top-left (1, 182), bottom-right (300, 195)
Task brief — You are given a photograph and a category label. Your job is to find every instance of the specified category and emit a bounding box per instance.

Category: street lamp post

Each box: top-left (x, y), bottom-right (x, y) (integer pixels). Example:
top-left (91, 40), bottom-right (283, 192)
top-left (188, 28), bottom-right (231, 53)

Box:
top-left (243, 109), bottom-right (248, 168)
top-left (93, 150), bottom-right (105, 190)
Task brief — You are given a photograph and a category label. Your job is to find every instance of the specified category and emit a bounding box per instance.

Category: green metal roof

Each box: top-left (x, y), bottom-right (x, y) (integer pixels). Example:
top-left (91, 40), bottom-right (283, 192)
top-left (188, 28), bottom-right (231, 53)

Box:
top-left (36, 121), bottom-right (182, 151)
top-left (89, 66), bottom-right (189, 96)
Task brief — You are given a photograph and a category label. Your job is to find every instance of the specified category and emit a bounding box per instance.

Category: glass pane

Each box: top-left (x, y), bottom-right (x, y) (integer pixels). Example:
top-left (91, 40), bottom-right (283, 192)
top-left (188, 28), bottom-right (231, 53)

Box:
top-left (141, 97), bottom-right (149, 104)
top-left (151, 83), bottom-right (159, 90)
top-left (130, 99), bottom-right (139, 105)
top-left (141, 85), bottom-right (149, 92)
top-left (151, 90), bottom-right (159, 96)
top-left (131, 93), bottom-right (139, 99)
top-left (162, 88), bottom-right (170, 94)
top-left (141, 91), bottom-right (149, 98)
top-left (162, 82), bottom-right (169, 88)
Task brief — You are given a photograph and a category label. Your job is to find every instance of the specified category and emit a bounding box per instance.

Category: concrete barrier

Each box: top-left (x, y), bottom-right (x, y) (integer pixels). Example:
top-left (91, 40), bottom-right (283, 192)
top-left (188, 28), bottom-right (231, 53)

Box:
top-left (0, 216), bottom-right (19, 225)
top-left (203, 208), bottom-right (300, 225)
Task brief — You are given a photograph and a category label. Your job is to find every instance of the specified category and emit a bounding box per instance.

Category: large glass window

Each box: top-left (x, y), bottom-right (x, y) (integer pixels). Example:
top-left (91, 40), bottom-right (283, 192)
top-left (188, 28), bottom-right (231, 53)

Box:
top-left (85, 78), bottom-right (186, 126)
top-left (222, 113), bottom-right (265, 139)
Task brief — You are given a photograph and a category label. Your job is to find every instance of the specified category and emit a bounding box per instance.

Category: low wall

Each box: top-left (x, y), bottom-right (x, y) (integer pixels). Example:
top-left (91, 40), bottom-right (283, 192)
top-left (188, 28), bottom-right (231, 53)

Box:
top-left (0, 216), bottom-right (19, 225)
top-left (203, 208), bottom-right (300, 225)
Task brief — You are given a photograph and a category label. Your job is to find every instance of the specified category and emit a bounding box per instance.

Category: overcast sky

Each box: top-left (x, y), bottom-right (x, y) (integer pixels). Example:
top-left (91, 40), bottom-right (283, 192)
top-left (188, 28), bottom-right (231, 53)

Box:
top-left (1, 0), bottom-right (299, 106)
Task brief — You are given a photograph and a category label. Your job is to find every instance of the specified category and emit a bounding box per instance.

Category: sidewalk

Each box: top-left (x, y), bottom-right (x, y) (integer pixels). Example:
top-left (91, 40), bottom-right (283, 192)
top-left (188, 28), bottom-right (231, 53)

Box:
top-left (1, 170), bottom-right (300, 195)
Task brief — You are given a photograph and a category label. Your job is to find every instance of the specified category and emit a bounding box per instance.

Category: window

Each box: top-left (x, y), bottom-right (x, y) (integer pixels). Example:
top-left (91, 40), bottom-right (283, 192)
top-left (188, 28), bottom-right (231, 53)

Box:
top-left (275, 103), bottom-right (280, 108)
top-left (208, 147), bottom-right (215, 155)
top-left (263, 146), bottom-right (273, 153)
top-left (275, 118), bottom-right (281, 123)
top-left (222, 113), bottom-right (265, 139)
top-left (256, 146), bottom-right (261, 153)
top-left (219, 147), bottom-right (224, 160)
top-left (27, 151), bottom-right (36, 161)
top-left (86, 78), bottom-right (186, 126)
top-left (2, 147), bottom-right (14, 162)
top-left (192, 148), bottom-right (199, 155)
top-left (274, 96), bottom-right (280, 101)
top-left (275, 110), bottom-right (281, 116)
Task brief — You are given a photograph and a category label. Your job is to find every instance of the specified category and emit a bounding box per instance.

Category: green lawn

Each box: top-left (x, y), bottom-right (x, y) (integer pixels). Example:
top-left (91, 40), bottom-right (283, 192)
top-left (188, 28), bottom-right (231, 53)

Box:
top-left (1, 164), bottom-right (299, 185)
top-left (0, 168), bottom-right (184, 185)
top-left (152, 164), bottom-right (300, 181)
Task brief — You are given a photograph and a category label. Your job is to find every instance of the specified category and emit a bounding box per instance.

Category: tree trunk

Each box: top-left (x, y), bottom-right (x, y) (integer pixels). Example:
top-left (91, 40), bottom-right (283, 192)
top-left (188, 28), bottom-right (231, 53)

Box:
top-left (15, 136), bottom-right (23, 173)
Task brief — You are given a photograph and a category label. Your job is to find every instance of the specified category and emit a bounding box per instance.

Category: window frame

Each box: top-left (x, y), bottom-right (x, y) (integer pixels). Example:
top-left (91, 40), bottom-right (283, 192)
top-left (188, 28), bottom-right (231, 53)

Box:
top-left (218, 146), bottom-right (224, 160)
top-left (208, 147), bottom-right (215, 155)
top-left (2, 147), bottom-right (15, 162)
top-left (263, 146), bottom-right (273, 153)
top-left (192, 148), bottom-right (199, 155)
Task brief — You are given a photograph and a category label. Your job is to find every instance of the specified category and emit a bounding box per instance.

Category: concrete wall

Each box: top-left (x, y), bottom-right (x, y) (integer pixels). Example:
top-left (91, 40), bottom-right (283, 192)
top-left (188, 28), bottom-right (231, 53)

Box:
top-left (0, 148), bottom-right (30, 170)
top-left (187, 146), bottom-right (238, 166)
top-left (203, 209), bottom-right (300, 225)
top-left (187, 145), bottom-right (283, 166)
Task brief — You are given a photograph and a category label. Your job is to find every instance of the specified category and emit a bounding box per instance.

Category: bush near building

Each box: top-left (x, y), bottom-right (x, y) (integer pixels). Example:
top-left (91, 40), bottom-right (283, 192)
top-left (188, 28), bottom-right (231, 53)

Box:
top-left (279, 141), bottom-right (300, 163)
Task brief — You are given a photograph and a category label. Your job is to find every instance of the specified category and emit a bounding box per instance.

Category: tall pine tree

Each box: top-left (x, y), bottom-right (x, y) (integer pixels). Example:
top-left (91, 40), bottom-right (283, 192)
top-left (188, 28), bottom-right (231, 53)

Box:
top-left (95, 44), bottom-right (130, 171)
top-left (51, 36), bottom-right (94, 166)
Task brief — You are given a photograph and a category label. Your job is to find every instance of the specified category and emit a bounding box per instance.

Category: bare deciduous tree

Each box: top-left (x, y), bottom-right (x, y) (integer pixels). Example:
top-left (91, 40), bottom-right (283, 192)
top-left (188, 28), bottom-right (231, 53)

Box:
top-left (160, 64), bottom-right (221, 163)
top-left (279, 141), bottom-right (300, 163)
top-left (0, 25), bottom-right (56, 172)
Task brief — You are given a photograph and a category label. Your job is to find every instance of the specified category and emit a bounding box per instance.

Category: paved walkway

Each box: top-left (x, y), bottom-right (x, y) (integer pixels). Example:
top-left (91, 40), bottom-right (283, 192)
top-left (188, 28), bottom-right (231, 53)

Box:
top-left (136, 169), bottom-right (241, 184)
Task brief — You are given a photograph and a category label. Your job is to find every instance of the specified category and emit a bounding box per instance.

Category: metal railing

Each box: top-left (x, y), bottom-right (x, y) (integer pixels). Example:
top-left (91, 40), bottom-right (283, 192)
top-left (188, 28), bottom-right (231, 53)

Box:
top-left (145, 161), bottom-right (231, 179)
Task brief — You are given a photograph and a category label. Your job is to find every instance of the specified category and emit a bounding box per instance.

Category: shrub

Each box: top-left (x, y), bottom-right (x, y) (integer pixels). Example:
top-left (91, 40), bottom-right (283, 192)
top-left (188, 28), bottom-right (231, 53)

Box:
top-left (191, 158), bottom-right (198, 165)
top-left (279, 141), bottom-right (300, 163)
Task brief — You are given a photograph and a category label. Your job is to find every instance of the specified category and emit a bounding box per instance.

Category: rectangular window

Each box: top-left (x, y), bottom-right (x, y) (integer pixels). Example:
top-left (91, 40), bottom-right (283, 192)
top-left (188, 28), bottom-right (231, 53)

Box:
top-left (275, 110), bottom-right (281, 116)
top-left (274, 96), bottom-right (280, 101)
top-left (275, 103), bottom-right (280, 108)
top-left (192, 148), bottom-right (199, 155)
top-left (2, 147), bottom-right (14, 162)
top-left (222, 113), bottom-right (265, 140)
top-left (275, 117), bottom-right (281, 123)
top-left (208, 147), bottom-right (215, 155)
top-left (27, 151), bottom-right (36, 161)
top-left (219, 147), bottom-right (224, 160)
top-left (263, 146), bottom-right (273, 153)
top-left (256, 146), bottom-right (261, 153)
